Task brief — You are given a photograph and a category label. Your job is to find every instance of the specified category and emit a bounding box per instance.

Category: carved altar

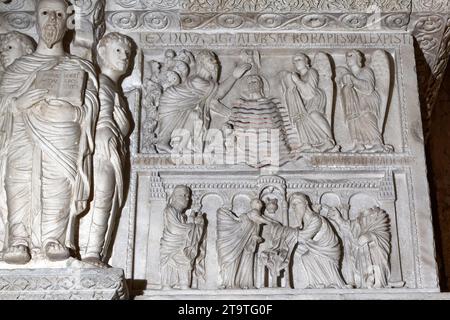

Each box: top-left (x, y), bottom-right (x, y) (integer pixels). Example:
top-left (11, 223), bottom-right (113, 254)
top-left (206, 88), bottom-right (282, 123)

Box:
top-left (1, 0), bottom-right (449, 300)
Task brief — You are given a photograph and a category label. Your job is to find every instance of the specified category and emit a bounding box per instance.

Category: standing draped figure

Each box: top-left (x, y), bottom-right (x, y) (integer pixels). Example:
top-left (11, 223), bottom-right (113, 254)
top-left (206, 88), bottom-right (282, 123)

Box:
top-left (160, 185), bottom-right (205, 289)
top-left (328, 206), bottom-right (391, 288)
top-left (337, 50), bottom-right (392, 153)
top-left (79, 32), bottom-right (133, 267)
top-left (155, 50), bottom-right (250, 153)
top-left (268, 193), bottom-right (346, 288)
top-left (280, 53), bottom-right (336, 153)
top-left (0, 0), bottom-right (98, 264)
top-left (217, 199), bottom-right (277, 289)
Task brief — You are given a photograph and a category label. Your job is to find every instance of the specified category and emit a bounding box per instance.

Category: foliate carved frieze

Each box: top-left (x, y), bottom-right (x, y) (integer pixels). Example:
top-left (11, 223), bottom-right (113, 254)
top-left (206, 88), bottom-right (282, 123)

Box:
top-left (422, 17), bottom-right (450, 137)
top-left (107, 10), bottom-right (180, 31)
top-left (412, 0), bottom-right (450, 12)
top-left (413, 14), bottom-right (447, 65)
top-left (0, 11), bottom-right (34, 33)
top-left (180, 0), bottom-right (411, 13)
top-left (0, 268), bottom-right (128, 300)
top-left (0, 0), bottom-right (30, 11)
top-left (108, 0), bottom-right (180, 10)
top-left (180, 12), bottom-right (410, 31)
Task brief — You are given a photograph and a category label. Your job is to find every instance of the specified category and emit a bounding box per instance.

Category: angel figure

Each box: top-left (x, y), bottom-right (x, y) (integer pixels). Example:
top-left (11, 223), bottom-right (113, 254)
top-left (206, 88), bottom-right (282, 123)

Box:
top-left (337, 50), bottom-right (393, 153)
top-left (280, 52), bottom-right (337, 153)
top-left (327, 205), bottom-right (391, 289)
top-left (217, 199), bottom-right (278, 289)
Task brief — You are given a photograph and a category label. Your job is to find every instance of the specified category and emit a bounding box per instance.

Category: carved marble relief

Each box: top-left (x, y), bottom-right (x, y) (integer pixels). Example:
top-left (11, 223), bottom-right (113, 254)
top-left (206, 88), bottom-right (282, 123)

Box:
top-left (280, 52), bottom-right (337, 153)
top-left (0, 0), bottom-right (443, 300)
top-left (337, 49), bottom-right (393, 153)
top-left (140, 46), bottom-right (397, 164)
top-left (151, 174), bottom-right (400, 290)
top-left (160, 185), bottom-right (206, 289)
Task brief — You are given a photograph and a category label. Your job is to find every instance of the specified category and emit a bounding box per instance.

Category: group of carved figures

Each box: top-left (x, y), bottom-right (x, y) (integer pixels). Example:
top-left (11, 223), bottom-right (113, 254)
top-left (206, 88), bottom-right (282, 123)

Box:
top-left (142, 47), bottom-right (394, 162)
top-left (160, 185), bottom-right (393, 290)
top-left (0, 0), bottom-right (133, 267)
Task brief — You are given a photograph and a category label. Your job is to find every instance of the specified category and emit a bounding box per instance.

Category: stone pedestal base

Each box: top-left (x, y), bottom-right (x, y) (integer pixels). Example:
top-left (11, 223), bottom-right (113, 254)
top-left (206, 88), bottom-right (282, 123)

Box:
top-left (0, 262), bottom-right (128, 300)
top-left (137, 289), bottom-right (450, 300)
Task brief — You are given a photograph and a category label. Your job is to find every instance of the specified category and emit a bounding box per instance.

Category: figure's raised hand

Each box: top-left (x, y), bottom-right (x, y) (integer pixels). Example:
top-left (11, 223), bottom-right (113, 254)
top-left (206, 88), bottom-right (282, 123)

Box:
top-left (14, 89), bottom-right (48, 111)
top-left (233, 63), bottom-right (251, 79)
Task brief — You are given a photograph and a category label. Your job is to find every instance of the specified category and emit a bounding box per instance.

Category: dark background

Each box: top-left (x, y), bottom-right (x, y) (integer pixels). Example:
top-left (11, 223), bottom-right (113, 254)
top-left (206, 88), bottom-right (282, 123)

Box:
top-left (428, 63), bottom-right (450, 291)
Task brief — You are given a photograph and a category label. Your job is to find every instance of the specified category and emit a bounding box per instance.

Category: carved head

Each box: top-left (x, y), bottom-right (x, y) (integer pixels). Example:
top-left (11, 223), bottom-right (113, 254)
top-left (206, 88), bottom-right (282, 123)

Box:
top-left (97, 32), bottom-right (132, 75)
top-left (242, 74), bottom-right (266, 100)
top-left (177, 49), bottom-right (193, 65)
top-left (36, 0), bottom-right (75, 49)
top-left (289, 193), bottom-right (311, 219)
top-left (264, 198), bottom-right (279, 215)
top-left (250, 199), bottom-right (264, 212)
top-left (346, 50), bottom-right (364, 68)
top-left (0, 31), bottom-right (36, 67)
top-left (293, 53), bottom-right (310, 71)
top-left (149, 60), bottom-right (161, 75)
top-left (173, 61), bottom-right (189, 82)
top-left (196, 50), bottom-right (219, 82)
top-left (170, 185), bottom-right (191, 211)
top-left (161, 70), bottom-right (181, 89)
top-left (246, 75), bottom-right (263, 93)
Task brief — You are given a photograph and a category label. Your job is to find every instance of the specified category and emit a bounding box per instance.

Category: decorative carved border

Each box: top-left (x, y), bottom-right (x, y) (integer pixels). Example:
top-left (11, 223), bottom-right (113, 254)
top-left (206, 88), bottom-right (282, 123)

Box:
top-left (179, 12), bottom-right (410, 31)
top-left (179, 0), bottom-right (411, 13)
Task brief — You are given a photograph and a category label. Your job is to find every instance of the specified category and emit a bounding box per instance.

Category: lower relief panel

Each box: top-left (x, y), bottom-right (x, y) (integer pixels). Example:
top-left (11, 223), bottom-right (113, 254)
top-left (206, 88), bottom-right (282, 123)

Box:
top-left (132, 170), bottom-right (419, 293)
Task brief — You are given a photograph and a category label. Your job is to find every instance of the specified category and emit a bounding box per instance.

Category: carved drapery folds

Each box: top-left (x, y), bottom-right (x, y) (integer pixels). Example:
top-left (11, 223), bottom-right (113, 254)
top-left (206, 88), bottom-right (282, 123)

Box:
top-left (0, 0), bottom-right (443, 299)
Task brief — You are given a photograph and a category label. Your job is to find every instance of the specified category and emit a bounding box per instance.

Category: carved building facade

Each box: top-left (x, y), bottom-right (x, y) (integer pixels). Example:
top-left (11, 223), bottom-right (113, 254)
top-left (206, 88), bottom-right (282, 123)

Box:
top-left (0, 0), bottom-right (449, 299)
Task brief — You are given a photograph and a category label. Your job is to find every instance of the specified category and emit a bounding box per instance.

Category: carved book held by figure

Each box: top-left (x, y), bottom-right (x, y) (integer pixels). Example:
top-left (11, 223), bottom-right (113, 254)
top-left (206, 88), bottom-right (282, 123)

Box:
top-left (35, 70), bottom-right (87, 106)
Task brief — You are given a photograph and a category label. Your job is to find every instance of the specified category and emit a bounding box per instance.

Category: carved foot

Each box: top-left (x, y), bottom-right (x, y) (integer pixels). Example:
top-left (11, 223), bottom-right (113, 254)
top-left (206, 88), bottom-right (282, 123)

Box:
top-left (173, 284), bottom-right (190, 290)
top-left (348, 143), bottom-right (366, 153)
top-left (82, 256), bottom-right (109, 268)
top-left (44, 241), bottom-right (70, 261)
top-left (156, 142), bottom-right (172, 153)
top-left (3, 245), bottom-right (31, 265)
top-left (298, 143), bottom-right (314, 153)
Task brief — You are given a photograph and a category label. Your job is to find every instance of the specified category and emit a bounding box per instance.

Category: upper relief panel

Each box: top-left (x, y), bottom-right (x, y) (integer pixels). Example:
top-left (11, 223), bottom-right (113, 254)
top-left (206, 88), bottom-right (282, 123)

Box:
top-left (136, 31), bottom-right (413, 169)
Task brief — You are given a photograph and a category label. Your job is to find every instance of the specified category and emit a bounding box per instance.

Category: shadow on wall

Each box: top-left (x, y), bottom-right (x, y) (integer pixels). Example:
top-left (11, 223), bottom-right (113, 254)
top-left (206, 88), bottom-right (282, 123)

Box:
top-left (427, 60), bottom-right (450, 292)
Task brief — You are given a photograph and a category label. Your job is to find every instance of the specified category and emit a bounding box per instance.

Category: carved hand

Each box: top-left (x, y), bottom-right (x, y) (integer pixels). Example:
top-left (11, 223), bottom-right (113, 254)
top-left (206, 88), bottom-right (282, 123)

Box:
top-left (327, 207), bottom-right (340, 219)
top-left (13, 89), bottom-right (48, 112)
top-left (75, 200), bottom-right (87, 214)
top-left (194, 212), bottom-right (205, 225)
top-left (232, 63), bottom-right (252, 79)
top-left (44, 99), bottom-right (79, 122)
top-left (358, 234), bottom-right (371, 246)
top-left (342, 74), bottom-right (354, 85)
top-left (95, 127), bottom-right (116, 159)
top-left (291, 72), bottom-right (301, 83)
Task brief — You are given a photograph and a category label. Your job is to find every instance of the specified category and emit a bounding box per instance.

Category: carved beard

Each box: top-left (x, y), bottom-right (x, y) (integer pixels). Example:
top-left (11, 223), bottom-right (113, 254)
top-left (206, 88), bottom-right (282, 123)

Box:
top-left (41, 21), bottom-right (64, 49)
